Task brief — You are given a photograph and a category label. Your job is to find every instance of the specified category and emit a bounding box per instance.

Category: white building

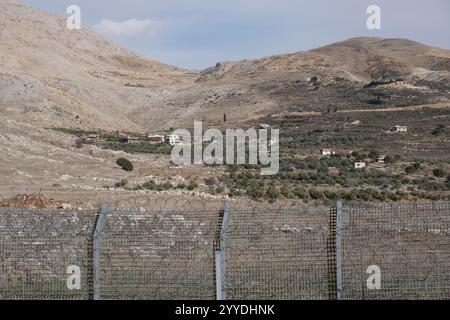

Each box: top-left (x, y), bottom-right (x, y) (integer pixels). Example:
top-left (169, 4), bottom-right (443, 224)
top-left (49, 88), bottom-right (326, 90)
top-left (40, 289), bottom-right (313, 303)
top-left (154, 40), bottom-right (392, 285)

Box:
top-left (127, 136), bottom-right (141, 144)
top-left (354, 162), bottom-right (366, 169)
top-left (166, 134), bottom-right (181, 145)
top-left (148, 135), bottom-right (165, 144)
top-left (321, 149), bottom-right (334, 156)
top-left (394, 125), bottom-right (408, 133)
top-left (378, 155), bottom-right (386, 164)
top-left (85, 134), bottom-right (98, 142)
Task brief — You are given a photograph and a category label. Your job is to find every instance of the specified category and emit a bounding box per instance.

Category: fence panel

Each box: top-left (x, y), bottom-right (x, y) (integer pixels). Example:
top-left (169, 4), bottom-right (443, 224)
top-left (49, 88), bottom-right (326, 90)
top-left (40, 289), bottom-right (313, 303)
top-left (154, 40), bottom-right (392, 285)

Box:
top-left (98, 208), bottom-right (221, 299)
top-left (0, 208), bottom-right (96, 299)
top-left (341, 202), bottom-right (450, 299)
top-left (1, 202), bottom-right (450, 300)
top-left (224, 205), bottom-right (333, 299)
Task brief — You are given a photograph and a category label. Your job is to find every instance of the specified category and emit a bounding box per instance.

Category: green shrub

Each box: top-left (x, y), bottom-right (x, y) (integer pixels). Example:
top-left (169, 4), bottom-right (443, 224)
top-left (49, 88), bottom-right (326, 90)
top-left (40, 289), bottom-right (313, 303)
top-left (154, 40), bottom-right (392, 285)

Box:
top-left (142, 180), bottom-right (156, 190)
top-left (103, 142), bottom-right (172, 155)
top-left (405, 163), bottom-right (420, 174)
top-left (373, 191), bottom-right (387, 201)
top-left (187, 181), bottom-right (199, 191)
top-left (317, 165), bottom-right (329, 174)
top-left (432, 124), bottom-right (446, 136)
top-left (343, 190), bottom-right (357, 201)
top-left (246, 183), bottom-right (264, 199)
top-left (368, 150), bottom-right (380, 161)
top-left (265, 185), bottom-right (280, 201)
top-left (228, 187), bottom-right (242, 198)
top-left (433, 168), bottom-right (446, 178)
top-left (309, 188), bottom-right (324, 200)
top-left (324, 190), bottom-right (339, 200)
top-left (280, 185), bottom-right (292, 198)
top-left (215, 187), bottom-right (224, 194)
top-left (293, 187), bottom-right (309, 199)
top-left (142, 180), bottom-right (174, 191)
top-left (388, 192), bottom-right (400, 201)
top-left (384, 156), bottom-right (394, 164)
top-left (116, 158), bottom-right (134, 172)
top-left (162, 182), bottom-right (173, 190)
top-left (356, 189), bottom-right (373, 201)
top-left (114, 179), bottom-right (128, 188)
top-left (401, 178), bottom-right (410, 184)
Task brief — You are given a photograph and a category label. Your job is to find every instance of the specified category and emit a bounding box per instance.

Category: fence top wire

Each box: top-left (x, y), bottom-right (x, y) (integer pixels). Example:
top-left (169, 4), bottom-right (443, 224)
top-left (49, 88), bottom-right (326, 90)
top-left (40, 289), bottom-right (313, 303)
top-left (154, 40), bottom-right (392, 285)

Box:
top-left (0, 207), bottom-right (97, 237)
top-left (341, 201), bottom-right (450, 233)
top-left (342, 201), bottom-right (450, 211)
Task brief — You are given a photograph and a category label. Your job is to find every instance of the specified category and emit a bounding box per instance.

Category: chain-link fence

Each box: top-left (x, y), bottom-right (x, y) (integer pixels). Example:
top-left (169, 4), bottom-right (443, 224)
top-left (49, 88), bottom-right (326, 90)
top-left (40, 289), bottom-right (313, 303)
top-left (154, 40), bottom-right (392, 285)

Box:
top-left (340, 202), bottom-right (450, 299)
top-left (99, 208), bottom-right (220, 299)
top-left (224, 205), bottom-right (333, 299)
top-left (0, 208), bottom-right (96, 299)
top-left (1, 201), bottom-right (449, 300)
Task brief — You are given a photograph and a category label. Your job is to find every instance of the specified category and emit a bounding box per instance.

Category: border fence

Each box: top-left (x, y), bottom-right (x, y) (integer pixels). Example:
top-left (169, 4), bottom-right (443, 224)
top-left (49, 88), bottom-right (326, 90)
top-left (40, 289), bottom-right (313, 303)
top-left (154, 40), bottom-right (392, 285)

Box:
top-left (1, 201), bottom-right (450, 300)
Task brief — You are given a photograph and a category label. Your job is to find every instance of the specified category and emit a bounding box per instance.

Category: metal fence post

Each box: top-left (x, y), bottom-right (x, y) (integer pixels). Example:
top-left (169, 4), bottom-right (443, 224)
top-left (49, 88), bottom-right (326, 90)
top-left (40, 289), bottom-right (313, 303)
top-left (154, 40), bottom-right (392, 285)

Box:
top-left (215, 203), bottom-right (230, 300)
top-left (336, 201), bottom-right (343, 300)
top-left (93, 204), bottom-right (108, 300)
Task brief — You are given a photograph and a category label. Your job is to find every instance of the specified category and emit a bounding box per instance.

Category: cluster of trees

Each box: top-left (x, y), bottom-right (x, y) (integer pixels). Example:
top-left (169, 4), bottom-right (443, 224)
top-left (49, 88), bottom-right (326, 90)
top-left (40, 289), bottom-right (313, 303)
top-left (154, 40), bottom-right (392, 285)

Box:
top-left (232, 183), bottom-right (449, 202)
top-left (134, 180), bottom-right (199, 192)
top-left (104, 142), bottom-right (172, 155)
top-left (221, 156), bottom-right (450, 201)
top-left (225, 164), bottom-right (412, 190)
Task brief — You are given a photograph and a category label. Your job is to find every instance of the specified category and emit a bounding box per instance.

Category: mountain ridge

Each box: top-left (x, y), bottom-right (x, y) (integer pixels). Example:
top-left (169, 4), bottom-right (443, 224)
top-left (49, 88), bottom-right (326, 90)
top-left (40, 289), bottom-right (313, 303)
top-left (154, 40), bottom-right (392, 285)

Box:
top-left (0, 1), bottom-right (449, 132)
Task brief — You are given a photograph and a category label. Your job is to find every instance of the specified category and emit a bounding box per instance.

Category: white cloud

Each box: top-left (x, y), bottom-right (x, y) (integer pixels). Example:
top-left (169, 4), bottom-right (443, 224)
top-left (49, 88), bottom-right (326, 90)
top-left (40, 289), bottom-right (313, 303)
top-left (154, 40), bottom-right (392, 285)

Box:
top-left (93, 18), bottom-right (162, 37)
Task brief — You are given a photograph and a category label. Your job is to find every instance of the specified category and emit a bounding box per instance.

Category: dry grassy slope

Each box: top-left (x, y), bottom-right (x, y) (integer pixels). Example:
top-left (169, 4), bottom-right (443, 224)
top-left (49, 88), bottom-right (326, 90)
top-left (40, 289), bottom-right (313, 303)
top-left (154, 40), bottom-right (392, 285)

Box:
top-left (187, 37), bottom-right (450, 131)
top-left (198, 37), bottom-right (450, 83)
top-left (0, 0), bottom-right (196, 131)
top-left (313, 37), bottom-right (450, 80)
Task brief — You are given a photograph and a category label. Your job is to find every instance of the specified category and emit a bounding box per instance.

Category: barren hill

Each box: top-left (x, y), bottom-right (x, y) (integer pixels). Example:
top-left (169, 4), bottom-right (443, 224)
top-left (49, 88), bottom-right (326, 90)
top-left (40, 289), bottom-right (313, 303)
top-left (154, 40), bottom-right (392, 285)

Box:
top-left (198, 37), bottom-right (450, 83)
top-left (173, 37), bottom-right (449, 130)
top-left (1, 1), bottom-right (449, 131)
top-left (0, 0), bottom-right (195, 131)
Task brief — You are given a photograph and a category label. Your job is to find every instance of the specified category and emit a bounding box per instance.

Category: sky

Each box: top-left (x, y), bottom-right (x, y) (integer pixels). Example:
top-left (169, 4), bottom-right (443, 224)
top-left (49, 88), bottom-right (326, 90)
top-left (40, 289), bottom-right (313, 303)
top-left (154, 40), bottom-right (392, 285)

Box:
top-left (21, 0), bottom-right (450, 70)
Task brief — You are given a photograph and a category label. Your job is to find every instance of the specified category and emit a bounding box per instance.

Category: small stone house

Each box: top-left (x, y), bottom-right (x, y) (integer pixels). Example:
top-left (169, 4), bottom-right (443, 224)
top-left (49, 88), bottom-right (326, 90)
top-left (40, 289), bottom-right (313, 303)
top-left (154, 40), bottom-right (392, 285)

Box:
top-left (394, 125), bottom-right (408, 133)
top-left (354, 161), bottom-right (366, 169)
top-left (127, 137), bottom-right (141, 144)
top-left (85, 134), bottom-right (98, 143)
top-left (148, 135), bottom-right (165, 144)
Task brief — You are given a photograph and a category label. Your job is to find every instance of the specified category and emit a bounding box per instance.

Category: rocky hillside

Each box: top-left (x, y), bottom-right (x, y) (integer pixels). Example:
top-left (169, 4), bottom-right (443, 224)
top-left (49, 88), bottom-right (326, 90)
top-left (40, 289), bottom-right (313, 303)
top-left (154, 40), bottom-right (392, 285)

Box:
top-left (198, 37), bottom-right (450, 84)
top-left (1, 1), bottom-right (449, 132)
top-left (0, 0), bottom-right (195, 131)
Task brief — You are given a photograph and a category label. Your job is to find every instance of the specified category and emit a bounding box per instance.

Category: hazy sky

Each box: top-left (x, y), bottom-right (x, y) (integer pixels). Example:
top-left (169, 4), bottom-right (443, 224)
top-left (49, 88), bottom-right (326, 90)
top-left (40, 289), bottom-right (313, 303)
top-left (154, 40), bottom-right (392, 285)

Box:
top-left (21, 0), bottom-right (450, 70)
